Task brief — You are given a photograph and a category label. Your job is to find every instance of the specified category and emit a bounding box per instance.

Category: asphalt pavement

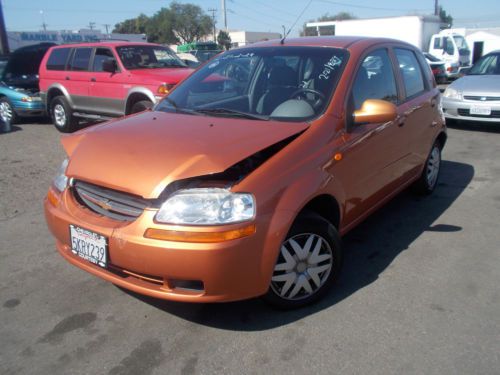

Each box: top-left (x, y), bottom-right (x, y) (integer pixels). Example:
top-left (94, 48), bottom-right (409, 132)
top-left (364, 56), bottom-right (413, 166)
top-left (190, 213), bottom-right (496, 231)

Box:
top-left (1, 119), bottom-right (499, 375)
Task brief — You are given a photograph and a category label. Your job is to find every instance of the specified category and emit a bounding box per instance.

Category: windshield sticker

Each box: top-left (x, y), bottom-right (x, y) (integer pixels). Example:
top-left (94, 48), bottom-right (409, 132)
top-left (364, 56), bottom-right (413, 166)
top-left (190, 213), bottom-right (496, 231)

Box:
top-left (208, 60), bottom-right (220, 69)
top-left (220, 52), bottom-right (255, 60)
top-left (319, 56), bottom-right (343, 80)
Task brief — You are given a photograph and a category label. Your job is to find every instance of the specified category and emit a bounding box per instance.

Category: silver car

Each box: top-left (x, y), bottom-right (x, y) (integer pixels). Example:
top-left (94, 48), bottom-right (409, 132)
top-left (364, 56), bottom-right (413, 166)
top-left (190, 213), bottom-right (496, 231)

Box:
top-left (442, 50), bottom-right (500, 123)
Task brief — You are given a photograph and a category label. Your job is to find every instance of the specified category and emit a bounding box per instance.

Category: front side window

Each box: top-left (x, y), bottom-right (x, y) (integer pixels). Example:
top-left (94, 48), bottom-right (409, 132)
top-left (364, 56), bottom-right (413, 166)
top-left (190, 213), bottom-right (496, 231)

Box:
top-left (116, 45), bottom-right (186, 70)
top-left (70, 48), bottom-right (92, 71)
top-left (469, 53), bottom-right (500, 75)
top-left (156, 46), bottom-right (348, 121)
top-left (93, 48), bottom-right (116, 72)
top-left (395, 48), bottom-right (426, 99)
top-left (352, 49), bottom-right (398, 110)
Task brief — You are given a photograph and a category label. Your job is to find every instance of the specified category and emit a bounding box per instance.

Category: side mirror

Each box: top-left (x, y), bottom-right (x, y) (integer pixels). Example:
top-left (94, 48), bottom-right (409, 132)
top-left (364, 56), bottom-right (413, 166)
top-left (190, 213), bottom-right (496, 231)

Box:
top-left (102, 59), bottom-right (117, 73)
top-left (353, 99), bottom-right (397, 125)
top-left (459, 67), bottom-right (470, 76)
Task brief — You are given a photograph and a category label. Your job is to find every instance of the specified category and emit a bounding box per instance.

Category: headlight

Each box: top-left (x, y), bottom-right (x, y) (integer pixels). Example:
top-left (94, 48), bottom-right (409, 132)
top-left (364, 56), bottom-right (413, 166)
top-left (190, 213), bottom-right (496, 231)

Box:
top-left (443, 87), bottom-right (462, 100)
top-left (155, 188), bottom-right (255, 225)
top-left (53, 158), bottom-right (69, 192)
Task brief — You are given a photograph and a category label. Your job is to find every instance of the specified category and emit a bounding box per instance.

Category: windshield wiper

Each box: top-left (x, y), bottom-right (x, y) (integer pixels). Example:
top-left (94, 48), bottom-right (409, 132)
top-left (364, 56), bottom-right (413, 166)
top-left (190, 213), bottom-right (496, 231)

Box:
top-left (193, 108), bottom-right (269, 120)
top-left (162, 97), bottom-right (203, 116)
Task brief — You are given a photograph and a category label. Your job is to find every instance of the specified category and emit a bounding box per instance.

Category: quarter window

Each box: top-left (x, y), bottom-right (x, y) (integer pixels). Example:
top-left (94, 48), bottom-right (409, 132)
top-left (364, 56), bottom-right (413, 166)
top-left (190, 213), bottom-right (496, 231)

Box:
top-left (395, 48), bottom-right (426, 99)
top-left (46, 48), bottom-right (71, 71)
top-left (70, 48), bottom-right (92, 71)
top-left (352, 49), bottom-right (398, 110)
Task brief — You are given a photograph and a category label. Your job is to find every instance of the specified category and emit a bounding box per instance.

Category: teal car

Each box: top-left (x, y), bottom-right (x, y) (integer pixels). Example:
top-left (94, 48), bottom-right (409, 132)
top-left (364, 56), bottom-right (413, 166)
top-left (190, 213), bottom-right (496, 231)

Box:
top-left (0, 43), bottom-right (55, 123)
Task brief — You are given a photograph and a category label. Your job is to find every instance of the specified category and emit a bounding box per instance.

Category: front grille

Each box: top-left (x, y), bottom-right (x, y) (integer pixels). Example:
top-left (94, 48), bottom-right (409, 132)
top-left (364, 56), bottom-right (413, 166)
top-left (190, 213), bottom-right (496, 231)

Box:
top-left (73, 180), bottom-right (151, 221)
top-left (457, 108), bottom-right (500, 118)
top-left (463, 95), bottom-right (500, 101)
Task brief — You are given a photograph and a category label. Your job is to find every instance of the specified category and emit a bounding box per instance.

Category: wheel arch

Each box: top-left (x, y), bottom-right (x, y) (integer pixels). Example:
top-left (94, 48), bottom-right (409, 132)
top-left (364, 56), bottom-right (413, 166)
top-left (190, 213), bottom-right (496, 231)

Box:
top-left (46, 84), bottom-right (72, 112)
top-left (124, 88), bottom-right (155, 115)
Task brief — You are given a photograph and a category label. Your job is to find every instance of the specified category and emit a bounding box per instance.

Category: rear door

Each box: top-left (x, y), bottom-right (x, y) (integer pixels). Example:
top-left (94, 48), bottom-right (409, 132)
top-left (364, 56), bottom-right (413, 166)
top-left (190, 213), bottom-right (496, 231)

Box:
top-left (66, 47), bottom-right (92, 111)
top-left (393, 47), bottom-right (439, 177)
top-left (88, 47), bottom-right (126, 116)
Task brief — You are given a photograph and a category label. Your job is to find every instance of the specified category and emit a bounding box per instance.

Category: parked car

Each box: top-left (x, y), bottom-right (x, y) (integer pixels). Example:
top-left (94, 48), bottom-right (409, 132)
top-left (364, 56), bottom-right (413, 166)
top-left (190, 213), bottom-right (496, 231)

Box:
top-left (0, 43), bottom-right (54, 123)
top-left (423, 52), bottom-right (447, 84)
top-left (39, 42), bottom-right (194, 132)
top-left (442, 50), bottom-right (500, 123)
top-left (44, 37), bottom-right (446, 309)
top-left (424, 52), bottom-right (459, 81)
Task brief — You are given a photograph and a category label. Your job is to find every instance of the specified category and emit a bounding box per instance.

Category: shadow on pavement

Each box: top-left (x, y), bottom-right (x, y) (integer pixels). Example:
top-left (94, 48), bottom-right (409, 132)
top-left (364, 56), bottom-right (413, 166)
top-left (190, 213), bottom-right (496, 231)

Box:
top-left (446, 119), bottom-right (500, 134)
top-left (123, 160), bottom-right (474, 331)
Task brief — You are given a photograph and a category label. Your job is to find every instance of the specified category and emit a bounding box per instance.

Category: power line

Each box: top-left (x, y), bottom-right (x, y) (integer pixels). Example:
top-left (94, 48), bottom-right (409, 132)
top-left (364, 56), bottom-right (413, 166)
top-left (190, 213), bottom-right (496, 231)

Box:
top-left (315, 0), bottom-right (432, 13)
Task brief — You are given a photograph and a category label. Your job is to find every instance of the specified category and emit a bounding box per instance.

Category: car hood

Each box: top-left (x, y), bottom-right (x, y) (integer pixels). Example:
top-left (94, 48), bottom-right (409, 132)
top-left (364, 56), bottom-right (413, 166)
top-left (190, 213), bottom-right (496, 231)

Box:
top-left (450, 75), bottom-right (500, 95)
top-left (62, 112), bottom-right (309, 199)
top-left (128, 68), bottom-right (193, 84)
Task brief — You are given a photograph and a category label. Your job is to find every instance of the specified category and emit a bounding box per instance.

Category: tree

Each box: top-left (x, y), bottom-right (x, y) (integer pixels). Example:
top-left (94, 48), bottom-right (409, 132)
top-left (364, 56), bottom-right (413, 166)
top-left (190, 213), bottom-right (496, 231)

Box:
top-left (439, 6), bottom-right (453, 28)
top-left (217, 30), bottom-right (231, 50)
top-left (169, 2), bottom-right (213, 44)
top-left (112, 2), bottom-right (214, 44)
top-left (113, 14), bottom-right (149, 34)
top-left (300, 12), bottom-right (356, 37)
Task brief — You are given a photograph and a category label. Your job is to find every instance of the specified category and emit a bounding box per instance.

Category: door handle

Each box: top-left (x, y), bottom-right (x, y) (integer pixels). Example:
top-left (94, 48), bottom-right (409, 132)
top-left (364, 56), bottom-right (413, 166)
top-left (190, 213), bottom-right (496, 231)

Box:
top-left (65, 76), bottom-right (70, 80)
top-left (90, 77), bottom-right (96, 82)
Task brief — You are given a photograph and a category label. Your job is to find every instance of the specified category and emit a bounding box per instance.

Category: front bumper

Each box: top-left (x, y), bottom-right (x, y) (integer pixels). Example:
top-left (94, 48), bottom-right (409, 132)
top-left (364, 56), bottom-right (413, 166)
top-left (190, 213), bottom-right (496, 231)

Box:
top-left (442, 97), bottom-right (500, 123)
top-left (44, 187), bottom-right (281, 303)
top-left (13, 100), bottom-right (46, 117)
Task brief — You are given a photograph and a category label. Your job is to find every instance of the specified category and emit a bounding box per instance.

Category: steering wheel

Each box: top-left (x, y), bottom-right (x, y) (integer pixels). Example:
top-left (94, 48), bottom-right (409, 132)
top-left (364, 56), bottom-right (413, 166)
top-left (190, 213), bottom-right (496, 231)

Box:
top-left (291, 88), bottom-right (326, 109)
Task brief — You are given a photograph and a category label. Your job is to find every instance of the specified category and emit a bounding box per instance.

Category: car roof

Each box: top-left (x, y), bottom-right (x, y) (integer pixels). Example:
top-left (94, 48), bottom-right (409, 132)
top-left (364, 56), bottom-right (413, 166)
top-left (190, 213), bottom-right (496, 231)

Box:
top-left (50, 42), bottom-right (162, 49)
top-left (243, 36), bottom-right (417, 51)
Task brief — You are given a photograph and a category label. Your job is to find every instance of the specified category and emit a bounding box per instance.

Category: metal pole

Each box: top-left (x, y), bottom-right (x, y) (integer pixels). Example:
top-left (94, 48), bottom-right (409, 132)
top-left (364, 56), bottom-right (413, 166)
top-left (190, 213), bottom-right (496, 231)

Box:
top-left (0, 0), bottom-right (9, 55)
top-left (435, 0), bottom-right (439, 16)
top-left (221, 0), bottom-right (227, 30)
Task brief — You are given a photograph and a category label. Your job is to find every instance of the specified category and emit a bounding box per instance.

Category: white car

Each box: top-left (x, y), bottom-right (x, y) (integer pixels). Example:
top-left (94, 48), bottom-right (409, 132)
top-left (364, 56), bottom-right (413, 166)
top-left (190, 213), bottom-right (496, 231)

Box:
top-left (442, 50), bottom-right (500, 123)
top-left (424, 52), bottom-right (460, 81)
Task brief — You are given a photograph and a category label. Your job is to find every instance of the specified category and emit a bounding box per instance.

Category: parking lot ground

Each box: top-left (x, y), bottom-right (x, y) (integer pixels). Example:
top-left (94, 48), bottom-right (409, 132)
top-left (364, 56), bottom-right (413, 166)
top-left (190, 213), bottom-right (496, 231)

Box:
top-left (1, 120), bottom-right (500, 375)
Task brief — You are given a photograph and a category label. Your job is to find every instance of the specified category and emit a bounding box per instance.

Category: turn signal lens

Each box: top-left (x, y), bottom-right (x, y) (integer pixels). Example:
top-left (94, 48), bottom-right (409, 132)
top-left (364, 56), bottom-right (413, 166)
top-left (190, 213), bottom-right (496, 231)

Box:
top-left (157, 84), bottom-right (174, 95)
top-left (144, 224), bottom-right (256, 243)
top-left (47, 188), bottom-right (60, 207)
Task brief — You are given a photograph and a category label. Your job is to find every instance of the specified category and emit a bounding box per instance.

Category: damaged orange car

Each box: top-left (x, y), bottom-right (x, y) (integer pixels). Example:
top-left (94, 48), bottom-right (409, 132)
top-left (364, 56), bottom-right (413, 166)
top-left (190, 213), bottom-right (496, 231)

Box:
top-left (44, 37), bottom-right (446, 308)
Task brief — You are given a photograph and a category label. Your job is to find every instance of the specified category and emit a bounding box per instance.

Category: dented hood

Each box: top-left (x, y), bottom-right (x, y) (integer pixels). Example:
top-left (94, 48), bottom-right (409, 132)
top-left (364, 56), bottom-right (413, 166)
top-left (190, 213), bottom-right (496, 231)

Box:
top-left (62, 111), bottom-right (308, 199)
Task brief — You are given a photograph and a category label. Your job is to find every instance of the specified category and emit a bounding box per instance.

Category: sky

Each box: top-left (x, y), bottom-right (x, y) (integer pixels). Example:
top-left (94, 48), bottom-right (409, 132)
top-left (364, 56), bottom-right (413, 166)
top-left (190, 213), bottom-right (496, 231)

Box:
top-left (3, 0), bottom-right (500, 37)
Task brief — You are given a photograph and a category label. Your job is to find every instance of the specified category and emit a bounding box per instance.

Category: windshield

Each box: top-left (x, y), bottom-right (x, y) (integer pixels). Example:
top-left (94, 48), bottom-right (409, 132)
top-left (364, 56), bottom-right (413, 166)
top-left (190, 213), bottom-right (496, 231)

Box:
top-left (453, 35), bottom-right (469, 50)
top-left (468, 53), bottom-right (500, 75)
top-left (156, 46), bottom-right (348, 122)
top-left (116, 45), bottom-right (187, 70)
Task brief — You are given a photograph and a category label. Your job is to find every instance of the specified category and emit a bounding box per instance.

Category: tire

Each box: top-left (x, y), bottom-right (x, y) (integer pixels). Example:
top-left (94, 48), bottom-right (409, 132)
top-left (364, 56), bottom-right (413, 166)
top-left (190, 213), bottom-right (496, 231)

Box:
top-left (412, 141), bottom-right (442, 195)
top-left (263, 212), bottom-right (343, 309)
top-left (130, 100), bottom-right (153, 114)
top-left (0, 97), bottom-right (17, 124)
top-left (50, 96), bottom-right (78, 133)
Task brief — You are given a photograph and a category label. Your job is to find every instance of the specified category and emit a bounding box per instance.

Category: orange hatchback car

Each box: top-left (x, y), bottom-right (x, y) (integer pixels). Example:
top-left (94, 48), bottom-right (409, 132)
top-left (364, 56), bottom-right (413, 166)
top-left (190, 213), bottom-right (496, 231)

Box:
top-left (45, 37), bottom-right (446, 308)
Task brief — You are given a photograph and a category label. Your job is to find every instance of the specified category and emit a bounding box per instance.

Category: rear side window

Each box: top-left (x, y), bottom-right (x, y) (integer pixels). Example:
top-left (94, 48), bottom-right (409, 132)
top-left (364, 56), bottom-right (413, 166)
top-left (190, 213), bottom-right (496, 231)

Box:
top-left (352, 48), bottom-right (398, 110)
top-left (46, 48), bottom-right (71, 70)
top-left (70, 48), bottom-right (92, 71)
top-left (395, 48), bottom-right (425, 99)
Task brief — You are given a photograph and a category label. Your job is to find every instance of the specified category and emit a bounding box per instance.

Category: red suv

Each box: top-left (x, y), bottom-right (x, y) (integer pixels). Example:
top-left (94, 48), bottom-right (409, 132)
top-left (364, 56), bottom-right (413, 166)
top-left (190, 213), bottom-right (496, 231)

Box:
top-left (39, 42), bottom-right (193, 132)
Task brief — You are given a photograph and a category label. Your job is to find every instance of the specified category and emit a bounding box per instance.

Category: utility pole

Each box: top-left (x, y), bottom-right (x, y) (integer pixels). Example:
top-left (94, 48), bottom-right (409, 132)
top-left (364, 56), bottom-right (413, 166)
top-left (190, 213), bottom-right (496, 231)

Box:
top-left (221, 0), bottom-right (227, 31)
top-left (208, 8), bottom-right (217, 42)
top-left (103, 24), bottom-right (111, 35)
top-left (0, 0), bottom-right (9, 55)
top-left (434, 0), bottom-right (439, 16)
top-left (88, 22), bottom-right (96, 31)
top-left (40, 10), bottom-right (47, 31)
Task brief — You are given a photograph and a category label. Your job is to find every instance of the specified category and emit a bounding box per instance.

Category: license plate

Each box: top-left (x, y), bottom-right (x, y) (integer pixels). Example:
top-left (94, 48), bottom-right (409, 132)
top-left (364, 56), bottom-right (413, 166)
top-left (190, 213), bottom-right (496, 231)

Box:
top-left (69, 225), bottom-right (108, 268)
top-left (470, 106), bottom-right (491, 115)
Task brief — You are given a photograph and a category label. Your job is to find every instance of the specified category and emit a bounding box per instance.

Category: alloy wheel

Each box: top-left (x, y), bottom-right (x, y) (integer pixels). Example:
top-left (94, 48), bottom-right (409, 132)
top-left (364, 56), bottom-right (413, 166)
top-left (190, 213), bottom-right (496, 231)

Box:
top-left (426, 145), bottom-right (440, 188)
top-left (53, 104), bottom-right (66, 127)
top-left (271, 233), bottom-right (333, 300)
top-left (0, 101), bottom-right (13, 123)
